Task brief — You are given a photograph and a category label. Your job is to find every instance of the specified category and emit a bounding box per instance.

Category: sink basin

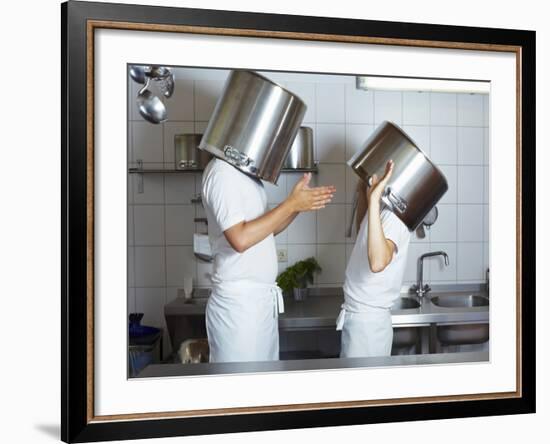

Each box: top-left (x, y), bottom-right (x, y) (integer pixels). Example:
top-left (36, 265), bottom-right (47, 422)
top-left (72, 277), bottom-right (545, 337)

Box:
top-left (437, 323), bottom-right (489, 345)
top-left (431, 294), bottom-right (489, 345)
top-left (391, 297), bottom-right (420, 310)
top-left (392, 327), bottom-right (420, 350)
top-left (430, 294), bottom-right (488, 308)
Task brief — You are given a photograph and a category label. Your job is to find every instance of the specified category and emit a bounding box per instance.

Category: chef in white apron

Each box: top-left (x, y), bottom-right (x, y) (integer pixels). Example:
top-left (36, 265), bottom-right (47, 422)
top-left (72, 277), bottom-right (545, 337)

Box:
top-left (337, 160), bottom-right (411, 358)
top-left (202, 158), bottom-right (335, 363)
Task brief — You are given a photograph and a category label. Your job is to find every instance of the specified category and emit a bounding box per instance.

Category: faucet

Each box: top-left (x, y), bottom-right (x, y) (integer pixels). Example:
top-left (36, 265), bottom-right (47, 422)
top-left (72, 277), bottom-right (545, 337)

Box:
top-left (411, 251), bottom-right (449, 302)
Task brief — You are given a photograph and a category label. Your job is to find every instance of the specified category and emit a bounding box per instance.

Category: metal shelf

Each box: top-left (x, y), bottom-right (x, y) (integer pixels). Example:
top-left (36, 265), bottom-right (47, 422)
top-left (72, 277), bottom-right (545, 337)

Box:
top-left (128, 167), bottom-right (319, 174)
top-left (128, 167), bottom-right (202, 173)
top-left (129, 160), bottom-right (318, 194)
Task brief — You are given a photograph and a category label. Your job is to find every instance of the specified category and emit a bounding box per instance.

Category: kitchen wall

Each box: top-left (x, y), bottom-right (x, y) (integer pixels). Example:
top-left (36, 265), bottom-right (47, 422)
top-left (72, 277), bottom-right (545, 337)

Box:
top-left (127, 67), bottom-right (490, 356)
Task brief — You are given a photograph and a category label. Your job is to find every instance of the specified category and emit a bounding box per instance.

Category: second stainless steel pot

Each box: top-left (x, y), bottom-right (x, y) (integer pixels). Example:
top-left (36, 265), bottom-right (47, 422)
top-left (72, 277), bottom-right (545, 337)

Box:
top-left (198, 70), bottom-right (307, 184)
top-left (175, 134), bottom-right (212, 169)
top-left (348, 121), bottom-right (448, 231)
top-left (174, 133), bottom-right (212, 170)
top-left (284, 126), bottom-right (315, 169)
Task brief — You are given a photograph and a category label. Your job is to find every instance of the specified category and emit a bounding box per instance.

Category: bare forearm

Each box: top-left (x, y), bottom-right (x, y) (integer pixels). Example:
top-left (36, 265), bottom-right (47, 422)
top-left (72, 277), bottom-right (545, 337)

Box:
top-left (224, 200), bottom-right (296, 252)
top-left (275, 212), bottom-right (298, 235)
top-left (367, 200), bottom-right (394, 272)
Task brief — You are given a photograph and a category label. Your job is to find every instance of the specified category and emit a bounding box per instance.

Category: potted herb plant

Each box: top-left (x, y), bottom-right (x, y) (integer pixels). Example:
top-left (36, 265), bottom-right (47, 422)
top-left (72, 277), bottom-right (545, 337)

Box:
top-left (276, 257), bottom-right (321, 301)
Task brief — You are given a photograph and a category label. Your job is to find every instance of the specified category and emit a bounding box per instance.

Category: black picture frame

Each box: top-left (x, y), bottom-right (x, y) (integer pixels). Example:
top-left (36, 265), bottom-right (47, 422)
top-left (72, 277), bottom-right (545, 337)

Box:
top-left (61, 1), bottom-right (536, 442)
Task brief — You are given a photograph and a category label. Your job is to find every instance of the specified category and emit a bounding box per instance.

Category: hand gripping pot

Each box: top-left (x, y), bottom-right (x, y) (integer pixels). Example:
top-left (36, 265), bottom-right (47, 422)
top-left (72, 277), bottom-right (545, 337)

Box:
top-left (348, 121), bottom-right (448, 231)
top-left (198, 70), bottom-right (307, 184)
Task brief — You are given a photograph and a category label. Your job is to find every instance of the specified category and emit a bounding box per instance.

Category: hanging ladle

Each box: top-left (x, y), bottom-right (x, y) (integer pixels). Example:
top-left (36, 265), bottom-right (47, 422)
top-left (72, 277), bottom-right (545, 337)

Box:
top-left (416, 206), bottom-right (439, 239)
top-left (136, 77), bottom-right (167, 124)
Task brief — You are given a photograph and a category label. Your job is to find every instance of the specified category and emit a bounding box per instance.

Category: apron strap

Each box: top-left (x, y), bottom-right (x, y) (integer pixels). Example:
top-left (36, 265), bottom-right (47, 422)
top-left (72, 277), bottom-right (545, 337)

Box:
top-left (336, 305), bottom-right (346, 331)
top-left (271, 287), bottom-right (285, 318)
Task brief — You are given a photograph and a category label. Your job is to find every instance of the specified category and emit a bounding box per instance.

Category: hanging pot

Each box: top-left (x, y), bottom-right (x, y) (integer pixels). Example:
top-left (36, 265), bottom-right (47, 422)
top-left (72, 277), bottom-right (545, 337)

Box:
top-left (284, 126), bottom-right (315, 169)
top-left (175, 134), bottom-right (212, 170)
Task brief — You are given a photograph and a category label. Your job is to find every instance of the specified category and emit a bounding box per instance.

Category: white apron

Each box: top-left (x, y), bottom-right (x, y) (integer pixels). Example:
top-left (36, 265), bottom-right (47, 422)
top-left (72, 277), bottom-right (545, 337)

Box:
top-left (336, 303), bottom-right (393, 358)
top-left (205, 280), bottom-right (284, 363)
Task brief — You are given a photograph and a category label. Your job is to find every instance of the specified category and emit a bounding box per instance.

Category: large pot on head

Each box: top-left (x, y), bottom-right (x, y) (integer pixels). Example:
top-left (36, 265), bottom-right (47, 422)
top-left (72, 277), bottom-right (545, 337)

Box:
top-left (348, 121), bottom-right (448, 231)
top-left (198, 70), bottom-right (307, 184)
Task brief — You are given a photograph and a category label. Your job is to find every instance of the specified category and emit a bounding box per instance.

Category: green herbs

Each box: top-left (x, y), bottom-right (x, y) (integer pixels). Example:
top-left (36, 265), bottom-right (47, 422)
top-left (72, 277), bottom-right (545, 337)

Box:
top-left (276, 257), bottom-right (322, 293)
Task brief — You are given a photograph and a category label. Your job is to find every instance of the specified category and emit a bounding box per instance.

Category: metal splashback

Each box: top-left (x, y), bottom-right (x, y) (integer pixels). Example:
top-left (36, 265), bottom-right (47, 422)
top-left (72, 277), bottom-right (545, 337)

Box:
top-left (348, 121), bottom-right (448, 231)
top-left (198, 70), bottom-right (307, 184)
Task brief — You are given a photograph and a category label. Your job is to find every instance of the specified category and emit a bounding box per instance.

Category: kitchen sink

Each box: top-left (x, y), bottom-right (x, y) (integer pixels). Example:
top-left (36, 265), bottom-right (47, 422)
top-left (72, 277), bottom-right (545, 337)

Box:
top-left (437, 323), bottom-right (489, 345)
top-left (430, 294), bottom-right (488, 308)
top-left (430, 294), bottom-right (489, 345)
top-left (392, 327), bottom-right (420, 350)
top-left (391, 297), bottom-right (420, 310)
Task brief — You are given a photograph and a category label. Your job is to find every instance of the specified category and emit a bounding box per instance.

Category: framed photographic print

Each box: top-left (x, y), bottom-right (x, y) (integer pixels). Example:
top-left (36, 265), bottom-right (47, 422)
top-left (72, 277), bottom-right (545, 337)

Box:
top-left (61, 0), bottom-right (535, 442)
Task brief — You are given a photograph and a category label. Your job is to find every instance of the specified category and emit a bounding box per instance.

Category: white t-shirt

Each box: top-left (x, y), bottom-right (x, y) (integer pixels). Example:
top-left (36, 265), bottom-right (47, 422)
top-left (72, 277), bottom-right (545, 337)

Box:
top-left (201, 158), bottom-right (278, 285)
top-left (343, 206), bottom-right (411, 310)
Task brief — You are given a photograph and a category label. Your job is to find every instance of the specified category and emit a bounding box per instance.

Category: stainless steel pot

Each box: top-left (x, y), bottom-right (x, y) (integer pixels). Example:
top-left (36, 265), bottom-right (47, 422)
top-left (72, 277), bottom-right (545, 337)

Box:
top-left (198, 70), bottom-right (307, 184)
top-left (175, 134), bottom-right (212, 170)
top-left (284, 126), bottom-right (315, 169)
top-left (348, 121), bottom-right (448, 231)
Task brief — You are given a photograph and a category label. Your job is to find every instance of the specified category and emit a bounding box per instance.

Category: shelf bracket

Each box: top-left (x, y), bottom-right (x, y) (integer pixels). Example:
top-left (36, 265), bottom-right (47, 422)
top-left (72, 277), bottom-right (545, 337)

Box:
top-left (136, 159), bottom-right (144, 194)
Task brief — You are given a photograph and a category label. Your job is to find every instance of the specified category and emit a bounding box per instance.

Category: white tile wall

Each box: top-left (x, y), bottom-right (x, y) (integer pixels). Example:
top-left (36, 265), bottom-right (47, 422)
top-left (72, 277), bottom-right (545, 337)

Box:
top-left (316, 83), bottom-right (345, 123)
top-left (316, 124), bottom-right (345, 163)
top-left (431, 127), bottom-right (457, 165)
top-left (133, 205), bottom-right (164, 246)
top-left (317, 164), bottom-right (346, 204)
top-left (317, 205), bottom-right (347, 244)
top-left (457, 243), bottom-right (484, 280)
top-left (345, 85), bottom-right (374, 124)
top-left (374, 91), bottom-right (402, 125)
top-left (458, 166), bottom-right (484, 204)
top-left (458, 127), bottom-right (484, 165)
top-left (457, 205), bottom-right (483, 242)
top-left (128, 68), bottom-right (490, 355)
top-left (430, 93), bottom-right (457, 126)
top-left (403, 92), bottom-right (430, 125)
top-left (165, 205), bottom-right (195, 245)
top-left (287, 211), bottom-right (316, 244)
top-left (134, 246), bottom-right (165, 287)
top-left (458, 94), bottom-right (484, 127)
top-left (131, 122), bottom-right (163, 163)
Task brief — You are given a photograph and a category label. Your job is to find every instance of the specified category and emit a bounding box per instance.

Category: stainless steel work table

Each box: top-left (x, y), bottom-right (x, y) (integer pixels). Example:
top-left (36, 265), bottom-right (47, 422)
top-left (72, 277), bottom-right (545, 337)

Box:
top-left (136, 351), bottom-right (489, 378)
top-left (163, 285), bottom-right (489, 331)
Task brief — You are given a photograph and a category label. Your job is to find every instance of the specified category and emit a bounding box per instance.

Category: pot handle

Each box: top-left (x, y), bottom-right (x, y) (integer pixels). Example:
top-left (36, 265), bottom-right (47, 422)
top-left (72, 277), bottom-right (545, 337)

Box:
top-left (385, 188), bottom-right (407, 214)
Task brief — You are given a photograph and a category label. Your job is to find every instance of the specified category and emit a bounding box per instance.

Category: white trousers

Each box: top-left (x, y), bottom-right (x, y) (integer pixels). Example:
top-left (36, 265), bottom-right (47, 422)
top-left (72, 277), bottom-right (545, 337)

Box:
top-left (337, 306), bottom-right (393, 358)
top-left (205, 282), bottom-right (284, 363)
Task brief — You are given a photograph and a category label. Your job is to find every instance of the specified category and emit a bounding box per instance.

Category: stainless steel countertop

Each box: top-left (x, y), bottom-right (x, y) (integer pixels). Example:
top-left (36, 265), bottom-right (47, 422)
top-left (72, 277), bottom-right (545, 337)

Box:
top-left (164, 284), bottom-right (489, 330)
top-left (136, 351), bottom-right (489, 378)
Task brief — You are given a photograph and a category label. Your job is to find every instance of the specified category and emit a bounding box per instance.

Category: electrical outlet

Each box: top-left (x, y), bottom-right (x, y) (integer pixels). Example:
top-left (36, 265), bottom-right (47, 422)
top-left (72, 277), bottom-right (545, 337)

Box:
top-left (277, 248), bottom-right (288, 263)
